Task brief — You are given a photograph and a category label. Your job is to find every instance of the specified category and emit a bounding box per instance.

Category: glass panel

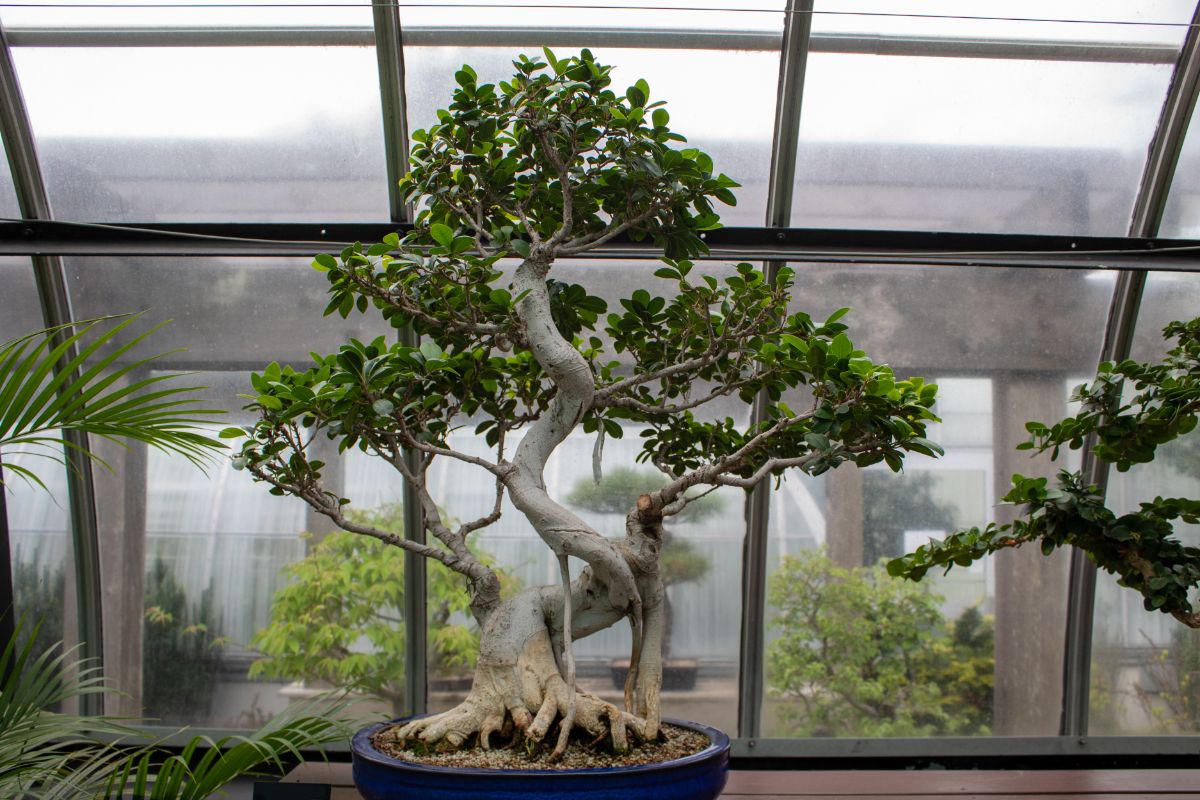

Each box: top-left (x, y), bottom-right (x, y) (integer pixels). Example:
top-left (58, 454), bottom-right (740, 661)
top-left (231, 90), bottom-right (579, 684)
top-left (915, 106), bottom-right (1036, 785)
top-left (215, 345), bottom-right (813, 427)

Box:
top-left (63, 256), bottom-right (393, 726)
top-left (0, 146), bottom-right (18, 220)
top-left (14, 47), bottom-right (388, 222)
top-left (403, 0), bottom-right (784, 32)
top-left (1159, 100), bottom-right (1200, 238)
top-left (763, 264), bottom-right (1114, 737)
top-left (1089, 271), bottom-right (1200, 735)
top-left (2, 0), bottom-right (370, 28)
top-left (425, 260), bottom-right (746, 733)
top-left (792, 34), bottom-right (1173, 234)
top-left (403, 47), bottom-right (779, 227)
top-left (812, 2), bottom-right (1193, 45)
top-left (2, 257), bottom-right (72, 691)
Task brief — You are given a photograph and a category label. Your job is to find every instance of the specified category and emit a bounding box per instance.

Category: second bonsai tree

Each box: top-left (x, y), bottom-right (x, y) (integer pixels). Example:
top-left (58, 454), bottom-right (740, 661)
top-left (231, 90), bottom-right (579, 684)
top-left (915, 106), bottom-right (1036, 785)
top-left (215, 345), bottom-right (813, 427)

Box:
top-left (229, 49), bottom-right (941, 759)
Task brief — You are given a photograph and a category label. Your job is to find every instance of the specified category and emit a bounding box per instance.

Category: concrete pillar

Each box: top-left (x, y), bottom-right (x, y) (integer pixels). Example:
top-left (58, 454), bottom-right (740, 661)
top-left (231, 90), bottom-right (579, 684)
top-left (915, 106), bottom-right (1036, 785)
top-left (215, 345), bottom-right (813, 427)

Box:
top-left (91, 434), bottom-right (147, 717)
top-left (825, 463), bottom-right (864, 568)
top-left (991, 373), bottom-right (1071, 735)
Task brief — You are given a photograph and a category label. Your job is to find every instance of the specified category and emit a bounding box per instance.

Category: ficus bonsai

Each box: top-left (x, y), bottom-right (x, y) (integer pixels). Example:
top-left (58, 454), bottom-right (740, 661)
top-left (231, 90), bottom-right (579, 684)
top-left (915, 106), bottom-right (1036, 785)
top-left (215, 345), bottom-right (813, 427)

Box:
top-left (889, 316), bottom-right (1200, 628)
top-left (229, 48), bottom-right (941, 760)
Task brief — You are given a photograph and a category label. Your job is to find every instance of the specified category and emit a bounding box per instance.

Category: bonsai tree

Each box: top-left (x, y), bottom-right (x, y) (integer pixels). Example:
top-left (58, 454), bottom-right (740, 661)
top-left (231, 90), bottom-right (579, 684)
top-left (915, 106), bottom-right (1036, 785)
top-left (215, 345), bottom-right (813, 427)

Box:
top-left (890, 317), bottom-right (1200, 628)
top-left (249, 505), bottom-right (518, 715)
top-left (229, 48), bottom-right (941, 759)
top-left (566, 466), bottom-right (715, 661)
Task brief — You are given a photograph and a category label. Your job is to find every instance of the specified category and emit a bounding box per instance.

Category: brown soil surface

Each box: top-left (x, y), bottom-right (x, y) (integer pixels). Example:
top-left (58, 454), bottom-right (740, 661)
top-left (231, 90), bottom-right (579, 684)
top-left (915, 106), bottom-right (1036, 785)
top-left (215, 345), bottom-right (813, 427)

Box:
top-left (371, 722), bottom-right (711, 770)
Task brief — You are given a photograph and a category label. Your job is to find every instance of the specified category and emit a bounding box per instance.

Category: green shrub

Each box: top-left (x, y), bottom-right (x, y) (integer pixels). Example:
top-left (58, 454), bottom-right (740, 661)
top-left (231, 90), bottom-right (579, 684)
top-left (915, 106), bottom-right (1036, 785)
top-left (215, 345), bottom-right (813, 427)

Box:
top-left (249, 504), bottom-right (515, 714)
top-left (142, 559), bottom-right (224, 724)
top-left (768, 548), bottom-right (992, 737)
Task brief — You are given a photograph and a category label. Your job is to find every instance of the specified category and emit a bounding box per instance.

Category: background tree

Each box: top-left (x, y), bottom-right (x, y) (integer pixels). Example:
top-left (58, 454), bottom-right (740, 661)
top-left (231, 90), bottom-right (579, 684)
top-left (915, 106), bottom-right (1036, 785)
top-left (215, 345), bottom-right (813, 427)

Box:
top-left (250, 505), bottom-right (517, 716)
top-left (890, 317), bottom-right (1200, 628)
top-left (767, 548), bottom-right (992, 737)
top-left (230, 49), bottom-right (942, 759)
top-left (862, 471), bottom-right (957, 566)
top-left (142, 559), bottom-right (224, 725)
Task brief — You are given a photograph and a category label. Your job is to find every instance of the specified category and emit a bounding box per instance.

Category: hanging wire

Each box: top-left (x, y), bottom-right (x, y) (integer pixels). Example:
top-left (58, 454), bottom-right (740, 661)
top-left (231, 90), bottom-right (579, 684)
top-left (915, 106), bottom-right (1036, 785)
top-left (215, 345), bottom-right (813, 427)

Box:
top-left (0, 2), bottom-right (1193, 30)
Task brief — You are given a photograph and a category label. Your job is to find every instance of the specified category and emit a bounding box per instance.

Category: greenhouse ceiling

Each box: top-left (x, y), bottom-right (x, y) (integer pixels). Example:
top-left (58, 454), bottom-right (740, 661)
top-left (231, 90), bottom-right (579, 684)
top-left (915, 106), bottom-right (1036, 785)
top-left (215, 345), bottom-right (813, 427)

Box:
top-left (3, 1), bottom-right (1200, 755)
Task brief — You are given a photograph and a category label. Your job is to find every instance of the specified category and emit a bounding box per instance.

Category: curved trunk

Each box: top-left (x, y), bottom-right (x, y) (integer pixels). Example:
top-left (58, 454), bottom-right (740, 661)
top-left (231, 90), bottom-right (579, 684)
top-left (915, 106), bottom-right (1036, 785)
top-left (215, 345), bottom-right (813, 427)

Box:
top-left (392, 257), bottom-right (667, 752)
top-left (506, 258), bottom-right (642, 617)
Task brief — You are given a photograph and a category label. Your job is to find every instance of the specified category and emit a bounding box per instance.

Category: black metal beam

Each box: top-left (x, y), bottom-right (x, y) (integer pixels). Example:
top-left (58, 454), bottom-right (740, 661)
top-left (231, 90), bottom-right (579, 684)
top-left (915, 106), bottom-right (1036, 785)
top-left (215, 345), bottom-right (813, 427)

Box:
top-left (4, 220), bottom-right (1200, 270)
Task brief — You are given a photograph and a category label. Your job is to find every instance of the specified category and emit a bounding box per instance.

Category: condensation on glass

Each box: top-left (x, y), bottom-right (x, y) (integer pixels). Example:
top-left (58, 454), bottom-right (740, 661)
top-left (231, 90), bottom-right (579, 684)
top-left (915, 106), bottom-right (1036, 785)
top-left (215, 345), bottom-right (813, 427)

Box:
top-left (811, 1), bottom-right (1193, 44)
top-left (402, 45), bottom-right (780, 228)
top-left (0, 148), bottom-right (19, 220)
top-left (419, 260), bottom-right (747, 732)
top-left (792, 8), bottom-right (1179, 235)
top-left (1, 257), bottom-right (74, 708)
top-left (1159, 97), bottom-right (1200, 239)
top-left (55, 256), bottom-right (393, 726)
top-left (400, 0), bottom-right (784, 33)
top-left (761, 263), bottom-right (1114, 737)
top-left (0, 0), bottom-right (371, 28)
top-left (1089, 271), bottom-right (1200, 736)
top-left (11, 47), bottom-right (389, 222)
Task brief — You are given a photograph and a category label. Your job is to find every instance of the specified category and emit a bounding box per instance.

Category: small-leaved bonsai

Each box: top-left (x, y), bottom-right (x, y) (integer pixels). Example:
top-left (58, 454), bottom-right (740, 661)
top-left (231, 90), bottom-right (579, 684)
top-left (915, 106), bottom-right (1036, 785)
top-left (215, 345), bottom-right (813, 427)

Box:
top-left (890, 317), bottom-right (1200, 628)
top-left (230, 49), bottom-right (942, 759)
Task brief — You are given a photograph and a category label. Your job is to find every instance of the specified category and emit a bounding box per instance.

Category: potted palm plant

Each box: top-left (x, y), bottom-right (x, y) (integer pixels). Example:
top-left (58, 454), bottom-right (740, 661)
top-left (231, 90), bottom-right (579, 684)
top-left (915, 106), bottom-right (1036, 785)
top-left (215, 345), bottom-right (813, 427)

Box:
top-left (0, 316), bottom-right (358, 797)
top-left (228, 49), bottom-right (942, 799)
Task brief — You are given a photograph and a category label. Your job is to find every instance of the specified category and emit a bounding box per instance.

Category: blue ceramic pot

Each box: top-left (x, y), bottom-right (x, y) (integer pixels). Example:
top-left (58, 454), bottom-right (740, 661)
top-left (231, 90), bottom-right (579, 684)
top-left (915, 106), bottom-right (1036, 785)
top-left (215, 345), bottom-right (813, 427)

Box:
top-left (351, 716), bottom-right (730, 800)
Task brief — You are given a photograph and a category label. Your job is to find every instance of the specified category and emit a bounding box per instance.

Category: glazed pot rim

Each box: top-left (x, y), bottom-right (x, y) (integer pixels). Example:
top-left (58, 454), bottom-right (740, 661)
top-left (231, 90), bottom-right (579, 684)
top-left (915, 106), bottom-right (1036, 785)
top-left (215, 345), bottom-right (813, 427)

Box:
top-left (352, 715), bottom-right (730, 777)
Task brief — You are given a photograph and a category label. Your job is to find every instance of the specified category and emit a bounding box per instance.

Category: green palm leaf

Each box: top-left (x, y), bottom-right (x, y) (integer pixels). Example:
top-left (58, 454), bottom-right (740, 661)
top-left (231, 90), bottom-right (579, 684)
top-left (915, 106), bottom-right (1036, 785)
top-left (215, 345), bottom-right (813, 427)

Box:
top-left (0, 617), bottom-right (138, 799)
top-left (0, 315), bottom-right (225, 487)
top-left (1, 616), bottom-right (361, 799)
top-left (101, 695), bottom-right (358, 800)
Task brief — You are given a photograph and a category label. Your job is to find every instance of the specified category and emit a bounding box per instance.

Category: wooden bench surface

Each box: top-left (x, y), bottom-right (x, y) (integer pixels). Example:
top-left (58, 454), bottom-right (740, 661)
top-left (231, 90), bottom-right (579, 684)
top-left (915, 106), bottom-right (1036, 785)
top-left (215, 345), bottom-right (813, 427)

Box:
top-left (283, 761), bottom-right (1200, 799)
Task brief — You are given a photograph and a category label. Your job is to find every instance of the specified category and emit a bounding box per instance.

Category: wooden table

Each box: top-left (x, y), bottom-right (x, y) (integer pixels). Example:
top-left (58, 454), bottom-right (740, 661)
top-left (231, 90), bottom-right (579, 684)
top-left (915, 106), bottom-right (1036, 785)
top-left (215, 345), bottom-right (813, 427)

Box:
top-left (282, 761), bottom-right (1200, 798)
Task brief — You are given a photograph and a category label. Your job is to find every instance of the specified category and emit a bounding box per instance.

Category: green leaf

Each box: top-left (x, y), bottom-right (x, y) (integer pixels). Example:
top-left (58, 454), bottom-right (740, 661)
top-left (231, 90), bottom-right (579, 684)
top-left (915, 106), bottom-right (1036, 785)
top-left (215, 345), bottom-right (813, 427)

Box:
top-left (825, 307), bottom-right (850, 325)
top-left (430, 223), bottom-right (454, 249)
top-left (312, 253), bottom-right (337, 272)
top-left (830, 333), bottom-right (853, 359)
top-left (511, 239), bottom-right (531, 259)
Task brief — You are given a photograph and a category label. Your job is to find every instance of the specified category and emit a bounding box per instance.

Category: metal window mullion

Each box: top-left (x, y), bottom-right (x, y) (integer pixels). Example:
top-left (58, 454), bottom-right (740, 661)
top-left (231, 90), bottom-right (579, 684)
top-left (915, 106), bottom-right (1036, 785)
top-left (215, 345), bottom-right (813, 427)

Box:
top-left (1060, 0), bottom-right (1200, 737)
top-left (737, 0), bottom-right (814, 742)
top-left (371, 0), bottom-right (425, 716)
top-left (0, 20), bottom-right (104, 715)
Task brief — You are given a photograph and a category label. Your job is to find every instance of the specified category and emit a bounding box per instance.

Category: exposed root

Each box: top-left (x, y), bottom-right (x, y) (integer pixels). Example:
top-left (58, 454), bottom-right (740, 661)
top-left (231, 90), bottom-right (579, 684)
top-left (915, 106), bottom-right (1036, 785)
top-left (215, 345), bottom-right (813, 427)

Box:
top-left (380, 628), bottom-right (653, 759)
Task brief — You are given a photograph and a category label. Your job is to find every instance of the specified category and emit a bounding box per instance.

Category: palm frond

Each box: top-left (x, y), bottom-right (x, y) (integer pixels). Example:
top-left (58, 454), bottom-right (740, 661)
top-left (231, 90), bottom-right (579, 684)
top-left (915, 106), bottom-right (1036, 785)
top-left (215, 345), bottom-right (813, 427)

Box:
top-left (100, 694), bottom-right (360, 800)
top-left (1, 616), bottom-right (361, 800)
top-left (0, 616), bottom-right (138, 799)
top-left (0, 315), bottom-right (226, 488)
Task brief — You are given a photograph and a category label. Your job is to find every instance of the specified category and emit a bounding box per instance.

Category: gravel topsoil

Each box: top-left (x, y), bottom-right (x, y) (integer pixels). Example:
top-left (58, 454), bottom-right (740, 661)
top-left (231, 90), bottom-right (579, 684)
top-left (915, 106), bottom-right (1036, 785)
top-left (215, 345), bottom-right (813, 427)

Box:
top-left (371, 722), bottom-right (711, 770)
